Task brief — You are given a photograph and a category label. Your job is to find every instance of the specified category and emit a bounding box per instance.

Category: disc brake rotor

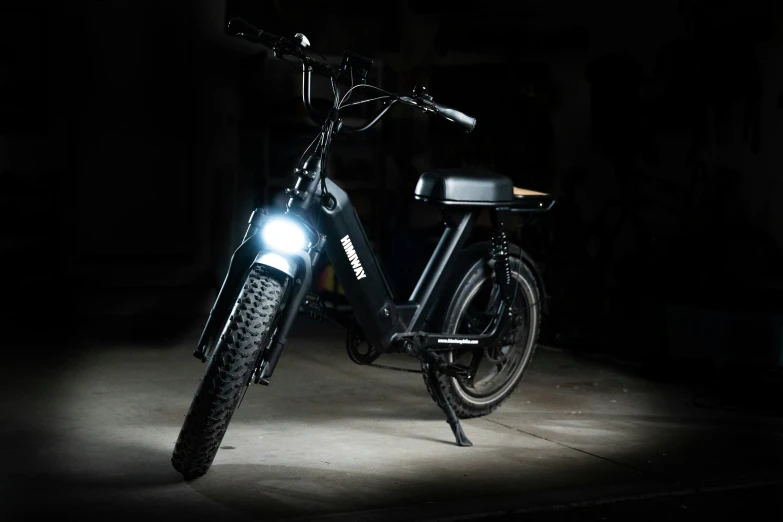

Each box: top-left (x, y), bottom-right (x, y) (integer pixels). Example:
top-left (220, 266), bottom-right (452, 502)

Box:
top-left (463, 303), bottom-right (525, 374)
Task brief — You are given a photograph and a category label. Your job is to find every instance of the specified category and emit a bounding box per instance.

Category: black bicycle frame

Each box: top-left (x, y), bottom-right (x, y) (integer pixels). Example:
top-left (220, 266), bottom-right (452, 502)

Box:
top-left (193, 54), bottom-right (550, 373)
top-left (193, 175), bottom-right (505, 363)
top-left (317, 178), bottom-right (482, 352)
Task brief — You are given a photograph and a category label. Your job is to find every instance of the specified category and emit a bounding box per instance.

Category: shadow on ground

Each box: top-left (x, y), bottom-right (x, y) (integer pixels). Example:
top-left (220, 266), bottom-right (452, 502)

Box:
top-left (2, 321), bottom-right (782, 522)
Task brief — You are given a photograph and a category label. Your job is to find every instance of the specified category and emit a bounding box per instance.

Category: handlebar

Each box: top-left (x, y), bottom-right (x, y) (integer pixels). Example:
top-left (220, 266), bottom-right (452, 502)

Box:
top-left (411, 97), bottom-right (476, 132)
top-left (226, 17), bottom-right (280, 47)
top-left (429, 102), bottom-right (476, 132)
top-left (226, 17), bottom-right (477, 134)
top-left (228, 17), bottom-right (333, 78)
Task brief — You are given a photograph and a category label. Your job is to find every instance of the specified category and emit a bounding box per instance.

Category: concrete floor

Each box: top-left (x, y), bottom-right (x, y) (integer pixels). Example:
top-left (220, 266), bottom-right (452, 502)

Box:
top-left (2, 317), bottom-right (783, 521)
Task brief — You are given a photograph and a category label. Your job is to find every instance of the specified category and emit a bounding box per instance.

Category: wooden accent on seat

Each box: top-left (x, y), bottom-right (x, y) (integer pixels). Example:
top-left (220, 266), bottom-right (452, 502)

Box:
top-left (514, 186), bottom-right (548, 197)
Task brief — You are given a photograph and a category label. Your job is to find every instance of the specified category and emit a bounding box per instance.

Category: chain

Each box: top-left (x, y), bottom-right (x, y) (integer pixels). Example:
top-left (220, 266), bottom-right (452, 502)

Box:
top-left (326, 310), bottom-right (422, 373)
top-left (363, 362), bottom-right (422, 374)
top-left (345, 319), bottom-right (382, 365)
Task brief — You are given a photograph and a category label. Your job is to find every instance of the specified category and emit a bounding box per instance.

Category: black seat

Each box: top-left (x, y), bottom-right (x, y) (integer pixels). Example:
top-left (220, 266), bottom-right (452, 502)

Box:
top-left (414, 169), bottom-right (514, 205)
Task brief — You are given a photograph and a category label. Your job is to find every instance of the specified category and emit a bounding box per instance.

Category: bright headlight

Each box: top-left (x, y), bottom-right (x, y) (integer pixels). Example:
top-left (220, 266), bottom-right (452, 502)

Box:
top-left (261, 218), bottom-right (309, 253)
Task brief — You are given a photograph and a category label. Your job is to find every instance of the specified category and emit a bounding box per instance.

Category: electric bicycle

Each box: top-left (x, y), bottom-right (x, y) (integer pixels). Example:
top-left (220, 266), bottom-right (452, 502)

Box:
top-left (172, 18), bottom-right (556, 480)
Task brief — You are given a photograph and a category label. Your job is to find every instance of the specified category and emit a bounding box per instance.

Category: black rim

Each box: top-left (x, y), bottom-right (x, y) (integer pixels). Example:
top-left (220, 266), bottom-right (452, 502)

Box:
top-left (449, 271), bottom-right (534, 400)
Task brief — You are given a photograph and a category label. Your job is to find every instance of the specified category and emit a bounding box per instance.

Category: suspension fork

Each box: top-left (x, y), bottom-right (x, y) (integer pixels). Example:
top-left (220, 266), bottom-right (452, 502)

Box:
top-left (193, 209), bottom-right (321, 372)
top-left (253, 235), bottom-right (323, 385)
top-left (193, 210), bottom-right (270, 362)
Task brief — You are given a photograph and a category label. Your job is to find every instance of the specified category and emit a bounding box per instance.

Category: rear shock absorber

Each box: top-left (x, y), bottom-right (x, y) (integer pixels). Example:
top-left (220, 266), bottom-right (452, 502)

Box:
top-left (490, 210), bottom-right (512, 303)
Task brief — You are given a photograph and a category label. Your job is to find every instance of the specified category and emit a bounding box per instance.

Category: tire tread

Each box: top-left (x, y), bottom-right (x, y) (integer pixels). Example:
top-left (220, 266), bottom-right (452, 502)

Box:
top-left (421, 259), bottom-right (540, 419)
top-left (171, 266), bottom-right (284, 480)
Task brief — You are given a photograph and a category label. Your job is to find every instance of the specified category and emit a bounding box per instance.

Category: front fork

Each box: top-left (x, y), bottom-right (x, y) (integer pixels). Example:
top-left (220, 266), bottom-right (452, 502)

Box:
top-left (252, 242), bottom-right (317, 384)
top-left (193, 208), bottom-right (322, 384)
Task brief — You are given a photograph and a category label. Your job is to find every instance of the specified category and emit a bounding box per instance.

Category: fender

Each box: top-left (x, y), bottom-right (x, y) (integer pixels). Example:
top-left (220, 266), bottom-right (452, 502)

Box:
top-left (193, 214), bottom-right (315, 362)
top-left (424, 240), bottom-right (548, 329)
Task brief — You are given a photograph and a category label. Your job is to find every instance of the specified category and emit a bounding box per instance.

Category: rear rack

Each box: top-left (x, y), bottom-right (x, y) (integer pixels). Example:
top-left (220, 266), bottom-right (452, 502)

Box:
top-left (503, 189), bottom-right (556, 212)
top-left (414, 188), bottom-right (556, 213)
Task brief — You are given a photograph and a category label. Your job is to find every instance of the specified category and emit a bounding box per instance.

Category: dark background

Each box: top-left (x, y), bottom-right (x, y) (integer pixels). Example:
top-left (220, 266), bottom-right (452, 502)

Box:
top-left (2, 0), bottom-right (783, 384)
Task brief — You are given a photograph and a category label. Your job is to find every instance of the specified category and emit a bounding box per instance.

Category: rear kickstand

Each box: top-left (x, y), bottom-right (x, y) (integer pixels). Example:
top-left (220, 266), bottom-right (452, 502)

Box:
top-left (423, 355), bottom-right (473, 447)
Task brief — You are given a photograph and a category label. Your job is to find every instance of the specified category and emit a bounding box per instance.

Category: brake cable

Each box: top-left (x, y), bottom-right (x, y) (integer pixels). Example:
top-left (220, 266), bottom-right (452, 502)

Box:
top-left (295, 52), bottom-right (472, 375)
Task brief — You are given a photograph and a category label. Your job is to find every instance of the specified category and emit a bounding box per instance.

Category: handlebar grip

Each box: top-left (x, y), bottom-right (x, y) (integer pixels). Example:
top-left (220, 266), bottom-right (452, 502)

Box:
top-left (227, 17), bottom-right (279, 47)
top-left (431, 101), bottom-right (477, 132)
